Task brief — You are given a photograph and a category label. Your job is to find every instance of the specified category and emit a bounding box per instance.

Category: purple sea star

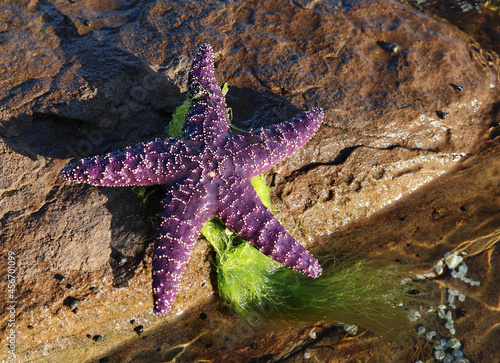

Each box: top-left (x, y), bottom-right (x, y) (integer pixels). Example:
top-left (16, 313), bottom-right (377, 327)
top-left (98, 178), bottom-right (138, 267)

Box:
top-left (61, 44), bottom-right (324, 316)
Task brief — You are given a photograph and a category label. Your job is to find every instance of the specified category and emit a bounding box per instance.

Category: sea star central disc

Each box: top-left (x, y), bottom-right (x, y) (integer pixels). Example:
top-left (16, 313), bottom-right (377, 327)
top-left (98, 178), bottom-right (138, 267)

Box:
top-left (61, 44), bottom-right (324, 315)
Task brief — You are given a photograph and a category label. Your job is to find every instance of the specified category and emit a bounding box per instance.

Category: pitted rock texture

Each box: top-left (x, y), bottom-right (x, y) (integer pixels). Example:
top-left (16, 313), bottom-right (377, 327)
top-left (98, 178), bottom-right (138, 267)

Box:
top-left (0, 0), bottom-right (498, 361)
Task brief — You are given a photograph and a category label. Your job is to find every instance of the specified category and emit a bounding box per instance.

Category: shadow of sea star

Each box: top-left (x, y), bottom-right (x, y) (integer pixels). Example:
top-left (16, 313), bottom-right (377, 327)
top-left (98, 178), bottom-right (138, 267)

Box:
top-left (61, 44), bottom-right (324, 316)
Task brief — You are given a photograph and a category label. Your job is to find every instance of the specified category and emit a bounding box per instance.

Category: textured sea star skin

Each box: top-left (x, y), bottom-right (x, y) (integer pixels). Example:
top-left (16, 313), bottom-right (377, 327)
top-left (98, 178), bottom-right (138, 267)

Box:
top-left (61, 44), bottom-right (324, 315)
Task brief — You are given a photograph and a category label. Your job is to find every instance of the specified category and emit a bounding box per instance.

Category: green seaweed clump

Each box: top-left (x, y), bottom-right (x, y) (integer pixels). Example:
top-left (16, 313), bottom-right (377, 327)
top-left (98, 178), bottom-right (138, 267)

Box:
top-left (202, 217), bottom-right (423, 336)
top-left (137, 83), bottom-right (425, 336)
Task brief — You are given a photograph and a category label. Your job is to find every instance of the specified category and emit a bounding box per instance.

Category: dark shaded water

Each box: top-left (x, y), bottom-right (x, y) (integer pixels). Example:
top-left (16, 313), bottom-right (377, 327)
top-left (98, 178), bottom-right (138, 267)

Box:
top-left (407, 0), bottom-right (500, 54)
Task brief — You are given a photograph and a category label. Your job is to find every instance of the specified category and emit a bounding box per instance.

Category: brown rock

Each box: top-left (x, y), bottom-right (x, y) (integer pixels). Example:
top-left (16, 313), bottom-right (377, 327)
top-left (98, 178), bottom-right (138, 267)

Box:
top-left (0, 0), bottom-right (498, 361)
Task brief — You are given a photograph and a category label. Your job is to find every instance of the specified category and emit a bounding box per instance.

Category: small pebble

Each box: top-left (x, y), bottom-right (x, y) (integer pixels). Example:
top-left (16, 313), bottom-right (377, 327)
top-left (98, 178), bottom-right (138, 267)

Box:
top-left (448, 293), bottom-right (457, 309)
top-left (377, 40), bottom-right (399, 53)
top-left (54, 273), bottom-right (66, 282)
top-left (437, 308), bottom-right (446, 319)
top-left (448, 289), bottom-right (458, 296)
top-left (437, 339), bottom-right (447, 349)
top-left (309, 331), bottom-right (317, 339)
top-left (434, 260), bottom-right (444, 275)
top-left (450, 83), bottom-right (465, 91)
top-left (400, 277), bottom-right (412, 284)
top-left (407, 309), bottom-right (421, 321)
top-left (343, 324), bottom-right (358, 335)
top-left (425, 331), bottom-right (436, 341)
top-left (417, 326), bottom-right (426, 335)
top-left (90, 287), bottom-right (98, 293)
top-left (134, 325), bottom-right (144, 337)
top-left (444, 252), bottom-right (463, 269)
top-left (27, 325), bottom-right (34, 329)
top-left (83, 20), bottom-right (91, 26)
top-left (388, 43), bottom-right (399, 53)
top-left (434, 348), bottom-right (446, 360)
top-left (458, 263), bottom-right (468, 275)
top-left (68, 297), bottom-right (80, 312)
top-left (446, 338), bottom-right (461, 349)
top-left (436, 110), bottom-right (450, 119)
top-left (92, 334), bottom-right (102, 342)
top-left (303, 352), bottom-right (311, 359)
top-left (116, 253), bottom-right (127, 266)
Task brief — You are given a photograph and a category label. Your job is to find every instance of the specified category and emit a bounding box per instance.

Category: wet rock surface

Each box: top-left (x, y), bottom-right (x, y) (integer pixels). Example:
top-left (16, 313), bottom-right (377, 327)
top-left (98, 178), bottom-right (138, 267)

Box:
top-left (0, 0), bottom-right (499, 361)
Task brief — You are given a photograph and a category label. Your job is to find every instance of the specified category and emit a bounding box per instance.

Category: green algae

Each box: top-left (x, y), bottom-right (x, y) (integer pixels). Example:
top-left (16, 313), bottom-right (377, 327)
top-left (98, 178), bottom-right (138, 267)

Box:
top-left (202, 217), bottom-right (425, 336)
top-left (135, 84), bottom-right (426, 336)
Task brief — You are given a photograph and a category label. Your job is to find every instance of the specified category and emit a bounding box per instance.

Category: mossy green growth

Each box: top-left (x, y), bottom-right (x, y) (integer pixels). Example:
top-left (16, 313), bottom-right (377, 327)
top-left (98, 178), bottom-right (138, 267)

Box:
top-left (221, 82), bottom-right (229, 97)
top-left (136, 85), bottom-right (425, 335)
top-left (201, 219), bottom-right (281, 320)
top-left (131, 185), bottom-right (161, 229)
top-left (250, 174), bottom-right (273, 211)
top-left (256, 257), bottom-right (423, 335)
top-left (167, 82), bottom-right (231, 138)
top-left (167, 97), bottom-right (191, 138)
top-left (202, 218), bottom-right (424, 335)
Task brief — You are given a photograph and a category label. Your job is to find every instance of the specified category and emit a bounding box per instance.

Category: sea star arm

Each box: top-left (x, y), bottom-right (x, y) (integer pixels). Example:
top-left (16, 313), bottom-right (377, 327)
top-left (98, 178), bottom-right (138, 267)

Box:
top-left (229, 108), bottom-right (324, 178)
top-left (61, 139), bottom-right (195, 187)
top-left (217, 179), bottom-right (322, 278)
top-left (152, 182), bottom-right (215, 315)
top-left (183, 43), bottom-right (230, 145)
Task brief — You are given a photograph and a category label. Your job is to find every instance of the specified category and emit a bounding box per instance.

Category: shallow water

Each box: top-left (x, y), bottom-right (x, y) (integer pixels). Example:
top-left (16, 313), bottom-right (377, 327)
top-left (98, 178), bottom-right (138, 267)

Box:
top-left (407, 0), bottom-right (500, 55)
